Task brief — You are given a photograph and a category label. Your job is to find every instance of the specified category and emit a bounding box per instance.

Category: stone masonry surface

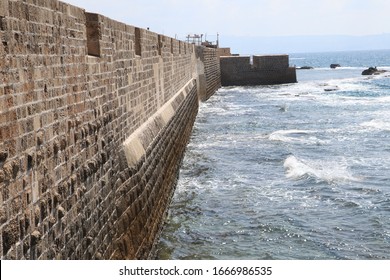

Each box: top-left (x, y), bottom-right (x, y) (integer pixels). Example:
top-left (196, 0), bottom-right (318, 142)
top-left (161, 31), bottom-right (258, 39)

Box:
top-left (0, 0), bottom-right (220, 259)
top-left (196, 47), bottom-right (221, 101)
top-left (220, 55), bottom-right (297, 86)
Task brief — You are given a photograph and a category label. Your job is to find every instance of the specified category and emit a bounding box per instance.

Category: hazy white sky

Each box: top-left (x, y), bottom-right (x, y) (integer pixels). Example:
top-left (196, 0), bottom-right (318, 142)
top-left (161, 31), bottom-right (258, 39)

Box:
top-left (63, 0), bottom-right (389, 39)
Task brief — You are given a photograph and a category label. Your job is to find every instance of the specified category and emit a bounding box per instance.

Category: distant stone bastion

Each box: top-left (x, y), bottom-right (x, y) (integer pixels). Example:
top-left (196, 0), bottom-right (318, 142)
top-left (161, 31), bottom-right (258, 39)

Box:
top-left (220, 54), bottom-right (297, 86)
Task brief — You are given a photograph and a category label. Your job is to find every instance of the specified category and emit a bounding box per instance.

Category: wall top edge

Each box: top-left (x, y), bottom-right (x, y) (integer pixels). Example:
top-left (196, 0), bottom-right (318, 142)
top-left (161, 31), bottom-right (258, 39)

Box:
top-left (56, 0), bottom-right (189, 45)
top-left (253, 54), bottom-right (289, 57)
top-left (221, 55), bottom-right (289, 58)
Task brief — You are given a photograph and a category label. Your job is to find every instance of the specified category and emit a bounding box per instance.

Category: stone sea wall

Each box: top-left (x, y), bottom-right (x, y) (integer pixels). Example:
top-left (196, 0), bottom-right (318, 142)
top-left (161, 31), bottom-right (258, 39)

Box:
top-left (0, 0), bottom-right (220, 259)
top-left (220, 55), bottom-right (297, 86)
top-left (196, 46), bottom-right (221, 101)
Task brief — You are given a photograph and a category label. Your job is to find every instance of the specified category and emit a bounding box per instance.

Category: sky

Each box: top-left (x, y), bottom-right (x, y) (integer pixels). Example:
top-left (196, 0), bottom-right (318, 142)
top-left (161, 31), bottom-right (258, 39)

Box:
top-left (63, 0), bottom-right (390, 53)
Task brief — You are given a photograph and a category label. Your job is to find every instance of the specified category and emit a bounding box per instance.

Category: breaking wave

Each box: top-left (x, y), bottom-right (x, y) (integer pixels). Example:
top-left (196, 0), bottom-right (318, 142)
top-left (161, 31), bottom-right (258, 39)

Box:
top-left (283, 155), bottom-right (359, 183)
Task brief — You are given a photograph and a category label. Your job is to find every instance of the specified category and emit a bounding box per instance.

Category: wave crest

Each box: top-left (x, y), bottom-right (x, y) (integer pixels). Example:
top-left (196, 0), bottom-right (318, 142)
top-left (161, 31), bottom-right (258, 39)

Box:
top-left (283, 155), bottom-right (358, 183)
top-left (269, 129), bottom-right (327, 145)
top-left (360, 120), bottom-right (390, 131)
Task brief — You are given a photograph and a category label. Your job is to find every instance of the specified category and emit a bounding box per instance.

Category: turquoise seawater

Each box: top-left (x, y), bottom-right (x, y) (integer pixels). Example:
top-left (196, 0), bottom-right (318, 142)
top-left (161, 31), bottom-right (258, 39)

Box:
top-left (156, 49), bottom-right (390, 260)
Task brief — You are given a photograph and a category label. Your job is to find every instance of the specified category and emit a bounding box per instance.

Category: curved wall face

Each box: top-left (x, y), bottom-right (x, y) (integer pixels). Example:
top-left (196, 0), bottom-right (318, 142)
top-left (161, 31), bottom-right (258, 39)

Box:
top-left (0, 0), bottom-right (219, 259)
top-left (113, 82), bottom-right (199, 259)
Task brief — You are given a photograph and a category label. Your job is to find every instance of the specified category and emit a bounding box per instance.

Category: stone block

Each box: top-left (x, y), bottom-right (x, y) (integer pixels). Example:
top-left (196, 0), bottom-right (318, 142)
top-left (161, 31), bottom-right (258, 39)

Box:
top-left (0, 0), bottom-right (9, 17)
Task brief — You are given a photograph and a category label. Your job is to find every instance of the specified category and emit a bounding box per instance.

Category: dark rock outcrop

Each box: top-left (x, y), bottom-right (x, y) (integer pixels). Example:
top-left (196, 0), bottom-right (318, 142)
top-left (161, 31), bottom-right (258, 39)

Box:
top-left (330, 64), bottom-right (341, 69)
top-left (324, 86), bottom-right (339, 92)
top-left (362, 67), bottom-right (388, 75)
top-left (297, 66), bottom-right (314, 70)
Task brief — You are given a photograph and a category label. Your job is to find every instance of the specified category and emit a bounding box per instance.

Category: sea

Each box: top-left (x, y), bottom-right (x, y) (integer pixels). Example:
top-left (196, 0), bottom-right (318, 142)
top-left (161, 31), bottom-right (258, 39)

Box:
top-left (156, 49), bottom-right (390, 260)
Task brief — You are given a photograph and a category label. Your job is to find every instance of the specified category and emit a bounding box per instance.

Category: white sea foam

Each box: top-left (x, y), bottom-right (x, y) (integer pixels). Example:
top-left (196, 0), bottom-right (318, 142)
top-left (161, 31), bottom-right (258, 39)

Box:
top-left (261, 78), bottom-right (372, 103)
top-left (283, 155), bottom-right (358, 183)
top-left (377, 96), bottom-right (390, 103)
top-left (360, 120), bottom-right (390, 131)
top-left (269, 129), bottom-right (327, 145)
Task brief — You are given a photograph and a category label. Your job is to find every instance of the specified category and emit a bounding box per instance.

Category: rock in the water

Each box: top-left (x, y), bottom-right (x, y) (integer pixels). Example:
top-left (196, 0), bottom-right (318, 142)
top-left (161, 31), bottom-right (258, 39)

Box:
top-left (330, 64), bottom-right (341, 69)
top-left (297, 66), bottom-right (314, 70)
top-left (362, 67), bottom-right (388, 75)
top-left (324, 86), bottom-right (339, 92)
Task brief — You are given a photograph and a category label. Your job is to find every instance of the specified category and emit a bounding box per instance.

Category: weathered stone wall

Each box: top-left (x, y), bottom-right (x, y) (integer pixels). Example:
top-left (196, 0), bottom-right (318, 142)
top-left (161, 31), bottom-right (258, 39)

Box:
top-left (0, 0), bottom-right (219, 259)
top-left (196, 46), bottom-right (221, 101)
top-left (220, 55), bottom-right (297, 86)
top-left (217, 47), bottom-right (231, 57)
top-left (253, 55), bottom-right (289, 70)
